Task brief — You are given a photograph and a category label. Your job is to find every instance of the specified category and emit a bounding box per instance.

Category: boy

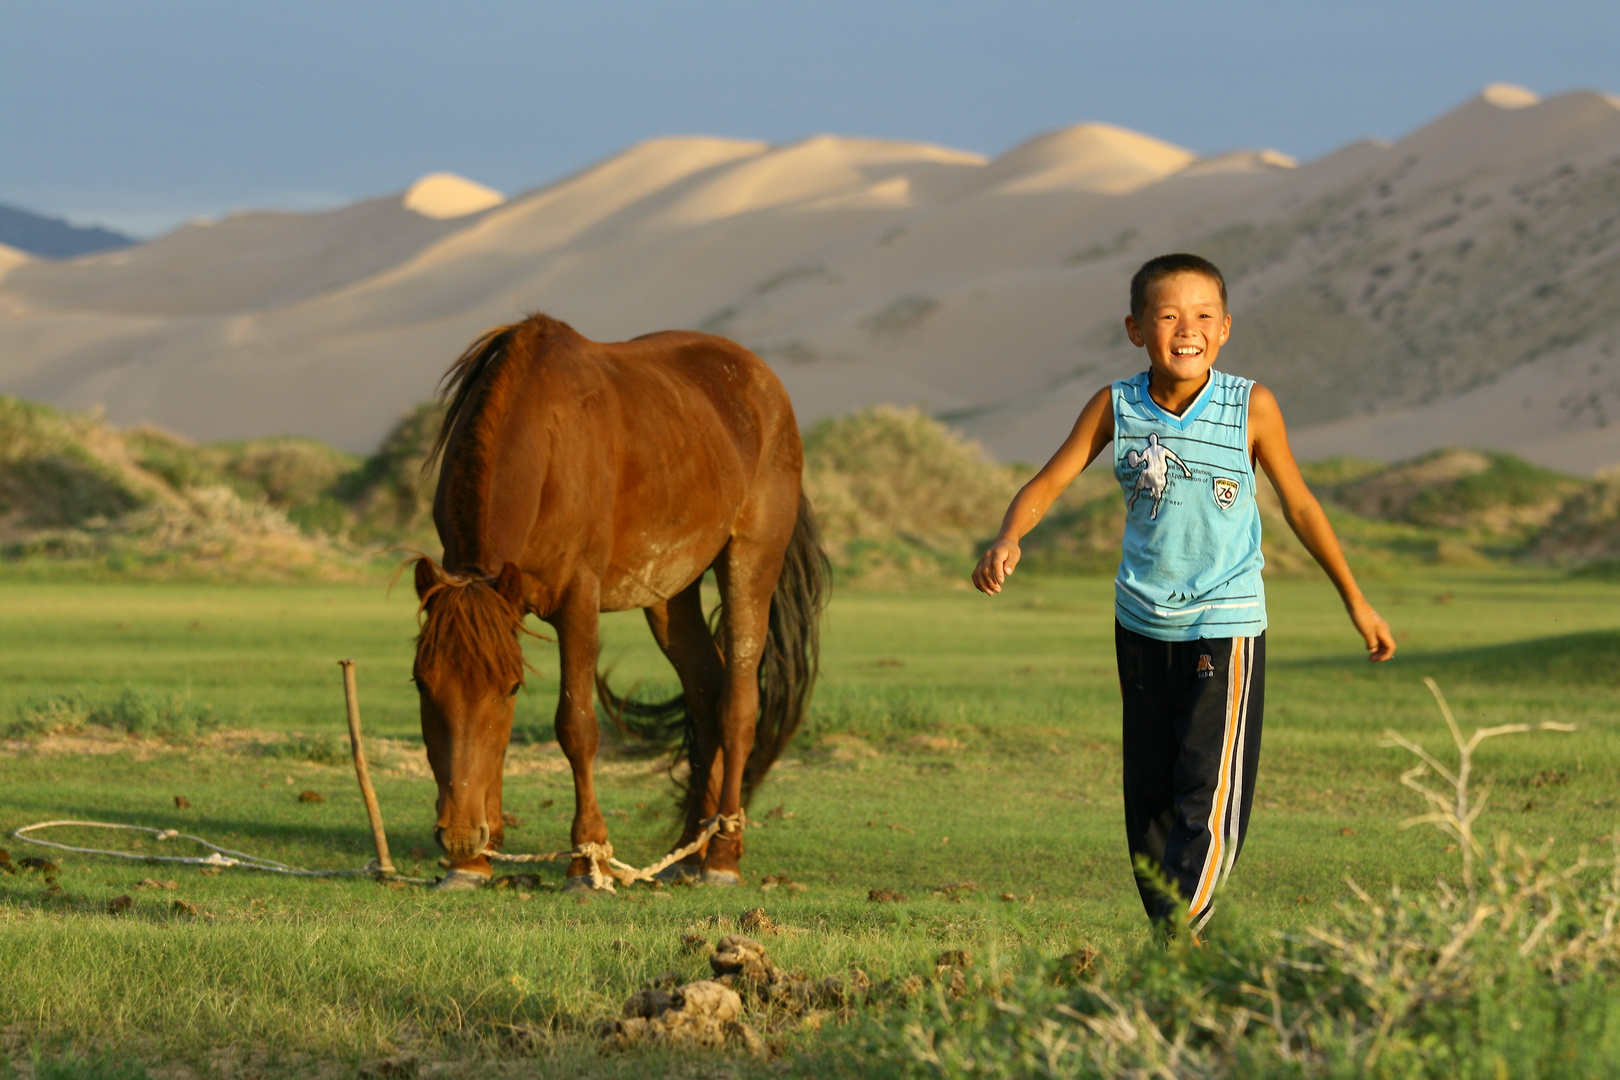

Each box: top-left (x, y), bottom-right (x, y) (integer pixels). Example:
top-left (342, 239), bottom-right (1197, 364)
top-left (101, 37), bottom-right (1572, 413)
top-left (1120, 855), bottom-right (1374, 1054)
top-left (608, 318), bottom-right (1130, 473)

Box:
top-left (972, 253), bottom-right (1395, 932)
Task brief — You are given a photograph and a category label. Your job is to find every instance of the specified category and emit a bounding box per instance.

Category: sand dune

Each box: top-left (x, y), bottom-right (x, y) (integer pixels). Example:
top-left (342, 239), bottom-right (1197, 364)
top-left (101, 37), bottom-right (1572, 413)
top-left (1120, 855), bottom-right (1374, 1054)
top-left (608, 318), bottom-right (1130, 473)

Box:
top-left (402, 173), bottom-right (505, 219)
top-left (1, 85), bottom-right (1618, 475)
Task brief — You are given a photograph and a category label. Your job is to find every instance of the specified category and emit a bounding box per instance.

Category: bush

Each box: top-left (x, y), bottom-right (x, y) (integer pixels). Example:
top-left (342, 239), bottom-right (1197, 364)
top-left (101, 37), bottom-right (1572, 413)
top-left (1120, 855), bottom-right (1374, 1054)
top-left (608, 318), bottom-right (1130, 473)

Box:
top-left (803, 407), bottom-right (1018, 583)
top-left (4, 693), bottom-right (92, 738)
top-left (90, 688), bottom-right (221, 742)
top-left (264, 732), bottom-right (349, 766)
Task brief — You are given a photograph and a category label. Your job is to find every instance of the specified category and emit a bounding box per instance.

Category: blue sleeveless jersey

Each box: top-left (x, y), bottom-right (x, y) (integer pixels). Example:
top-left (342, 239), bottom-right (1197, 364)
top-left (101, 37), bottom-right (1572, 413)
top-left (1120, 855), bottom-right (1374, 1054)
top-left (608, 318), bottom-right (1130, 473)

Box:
top-left (1111, 369), bottom-right (1266, 641)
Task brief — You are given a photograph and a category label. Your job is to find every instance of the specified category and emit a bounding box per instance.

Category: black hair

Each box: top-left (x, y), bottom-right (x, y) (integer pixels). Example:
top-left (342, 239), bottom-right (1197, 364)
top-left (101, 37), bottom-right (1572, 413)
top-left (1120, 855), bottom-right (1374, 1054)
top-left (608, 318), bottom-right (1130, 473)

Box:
top-left (1129, 253), bottom-right (1228, 321)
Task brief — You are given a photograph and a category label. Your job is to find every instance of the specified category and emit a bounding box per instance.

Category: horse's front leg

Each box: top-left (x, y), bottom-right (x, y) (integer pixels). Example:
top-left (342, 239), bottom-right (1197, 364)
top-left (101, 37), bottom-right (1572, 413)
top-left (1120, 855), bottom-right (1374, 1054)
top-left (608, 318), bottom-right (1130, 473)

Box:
top-left (552, 589), bottom-right (611, 890)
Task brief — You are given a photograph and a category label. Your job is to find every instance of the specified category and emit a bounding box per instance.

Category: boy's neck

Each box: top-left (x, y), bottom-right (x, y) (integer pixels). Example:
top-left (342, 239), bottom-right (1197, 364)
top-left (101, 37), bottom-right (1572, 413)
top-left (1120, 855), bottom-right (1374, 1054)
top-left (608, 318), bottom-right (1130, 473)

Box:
top-left (1147, 369), bottom-right (1212, 417)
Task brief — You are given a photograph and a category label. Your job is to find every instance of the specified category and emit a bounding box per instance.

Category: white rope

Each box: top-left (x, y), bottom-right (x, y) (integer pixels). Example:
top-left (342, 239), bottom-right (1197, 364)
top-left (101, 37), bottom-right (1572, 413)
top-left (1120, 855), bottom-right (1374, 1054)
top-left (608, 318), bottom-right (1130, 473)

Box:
top-left (483, 811), bottom-right (745, 891)
top-left (11, 820), bottom-right (431, 881)
top-left (14, 811), bottom-right (747, 891)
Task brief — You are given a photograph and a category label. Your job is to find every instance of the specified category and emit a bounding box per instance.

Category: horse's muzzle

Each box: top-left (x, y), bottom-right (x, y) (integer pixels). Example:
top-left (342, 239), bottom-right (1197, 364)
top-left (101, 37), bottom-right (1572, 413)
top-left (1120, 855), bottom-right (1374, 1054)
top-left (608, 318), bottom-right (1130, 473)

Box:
top-left (436, 822), bottom-right (490, 860)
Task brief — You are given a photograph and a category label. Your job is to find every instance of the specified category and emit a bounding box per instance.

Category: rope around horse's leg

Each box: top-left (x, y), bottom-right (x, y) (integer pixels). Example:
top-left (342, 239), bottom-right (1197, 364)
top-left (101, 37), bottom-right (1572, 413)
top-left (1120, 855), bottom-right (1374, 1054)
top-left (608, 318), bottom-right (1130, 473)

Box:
top-left (481, 812), bottom-right (746, 889)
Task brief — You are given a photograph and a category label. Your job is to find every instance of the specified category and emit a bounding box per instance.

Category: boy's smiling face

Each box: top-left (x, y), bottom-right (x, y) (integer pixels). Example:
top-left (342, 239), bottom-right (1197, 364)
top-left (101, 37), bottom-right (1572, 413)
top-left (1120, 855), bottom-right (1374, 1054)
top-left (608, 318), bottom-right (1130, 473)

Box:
top-left (1124, 270), bottom-right (1231, 386)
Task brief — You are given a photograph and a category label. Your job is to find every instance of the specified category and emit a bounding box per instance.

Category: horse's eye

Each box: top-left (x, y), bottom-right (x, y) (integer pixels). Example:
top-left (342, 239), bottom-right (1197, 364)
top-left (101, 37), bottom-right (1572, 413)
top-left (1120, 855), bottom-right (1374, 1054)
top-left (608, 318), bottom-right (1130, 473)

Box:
top-left (412, 675), bottom-right (427, 694)
top-left (508, 683), bottom-right (522, 698)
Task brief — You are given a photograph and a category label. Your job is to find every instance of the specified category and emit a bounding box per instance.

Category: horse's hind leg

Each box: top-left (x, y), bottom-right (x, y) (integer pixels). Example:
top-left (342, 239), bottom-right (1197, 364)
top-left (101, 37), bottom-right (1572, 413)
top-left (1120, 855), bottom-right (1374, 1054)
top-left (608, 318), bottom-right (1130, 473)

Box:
top-left (551, 588), bottom-right (612, 890)
top-left (642, 578), bottom-right (725, 882)
top-left (707, 523), bottom-right (792, 885)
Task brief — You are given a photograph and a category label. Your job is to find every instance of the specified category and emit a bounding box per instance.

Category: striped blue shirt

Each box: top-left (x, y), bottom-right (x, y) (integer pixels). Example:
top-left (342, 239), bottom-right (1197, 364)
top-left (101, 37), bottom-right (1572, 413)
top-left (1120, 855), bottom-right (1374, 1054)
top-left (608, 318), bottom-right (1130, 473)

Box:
top-left (1111, 369), bottom-right (1266, 640)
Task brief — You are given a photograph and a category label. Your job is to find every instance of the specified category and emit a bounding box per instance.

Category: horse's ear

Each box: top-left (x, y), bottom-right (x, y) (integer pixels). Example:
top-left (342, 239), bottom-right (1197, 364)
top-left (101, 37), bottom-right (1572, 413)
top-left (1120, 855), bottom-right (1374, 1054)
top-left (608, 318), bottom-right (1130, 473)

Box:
top-left (413, 557), bottom-right (438, 601)
top-left (494, 561), bottom-right (525, 608)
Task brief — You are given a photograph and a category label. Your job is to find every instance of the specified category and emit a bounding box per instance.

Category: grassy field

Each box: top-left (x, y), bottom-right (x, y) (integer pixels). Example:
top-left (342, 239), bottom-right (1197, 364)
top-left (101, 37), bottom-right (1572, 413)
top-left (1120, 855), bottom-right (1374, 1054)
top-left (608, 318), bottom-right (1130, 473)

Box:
top-left (1, 569), bottom-right (1617, 1077)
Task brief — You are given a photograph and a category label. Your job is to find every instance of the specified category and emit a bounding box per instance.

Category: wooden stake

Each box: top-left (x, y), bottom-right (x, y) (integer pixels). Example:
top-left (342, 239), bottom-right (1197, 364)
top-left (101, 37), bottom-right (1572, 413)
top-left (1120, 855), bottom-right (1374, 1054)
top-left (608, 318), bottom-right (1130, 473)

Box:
top-left (339, 659), bottom-right (395, 876)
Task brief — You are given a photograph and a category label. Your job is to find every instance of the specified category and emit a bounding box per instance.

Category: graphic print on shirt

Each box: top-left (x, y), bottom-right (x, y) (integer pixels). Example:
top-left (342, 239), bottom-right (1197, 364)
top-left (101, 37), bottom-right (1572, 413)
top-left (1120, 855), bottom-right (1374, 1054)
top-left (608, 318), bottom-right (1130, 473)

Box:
top-left (1124, 432), bottom-right (1193, 520)
top-left (1212, 476), bottom-right (1240, 511)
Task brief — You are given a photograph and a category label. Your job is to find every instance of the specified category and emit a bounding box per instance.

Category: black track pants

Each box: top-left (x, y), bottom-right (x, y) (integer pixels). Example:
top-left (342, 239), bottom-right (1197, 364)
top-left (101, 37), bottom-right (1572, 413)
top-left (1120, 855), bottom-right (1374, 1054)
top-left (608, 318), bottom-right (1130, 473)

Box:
top-left (1116, 622), bottom-right (1265, 930)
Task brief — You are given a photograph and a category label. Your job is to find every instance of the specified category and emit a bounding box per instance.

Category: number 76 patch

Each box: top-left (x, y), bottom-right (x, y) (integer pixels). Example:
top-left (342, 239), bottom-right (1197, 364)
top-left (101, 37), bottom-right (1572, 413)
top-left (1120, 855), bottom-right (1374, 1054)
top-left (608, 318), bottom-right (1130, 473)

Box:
top-left (1212, 477), bottom-right (1240, 510)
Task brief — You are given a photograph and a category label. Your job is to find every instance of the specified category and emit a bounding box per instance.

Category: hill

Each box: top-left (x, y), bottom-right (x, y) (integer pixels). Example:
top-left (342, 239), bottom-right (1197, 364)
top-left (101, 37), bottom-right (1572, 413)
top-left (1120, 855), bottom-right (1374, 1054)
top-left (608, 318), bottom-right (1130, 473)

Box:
top-left (0, 396), bottom-right (1613, 582)
top-left (0, 203), bottom-right (135, 258)
top-left (1, 88), bottom-right (1617, 475)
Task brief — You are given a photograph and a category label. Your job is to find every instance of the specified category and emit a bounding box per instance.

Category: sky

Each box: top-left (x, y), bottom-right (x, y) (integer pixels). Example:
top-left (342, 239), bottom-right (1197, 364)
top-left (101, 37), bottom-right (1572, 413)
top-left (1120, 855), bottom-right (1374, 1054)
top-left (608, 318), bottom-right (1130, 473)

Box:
top-left (4, 1), bottom-right (1618, 237)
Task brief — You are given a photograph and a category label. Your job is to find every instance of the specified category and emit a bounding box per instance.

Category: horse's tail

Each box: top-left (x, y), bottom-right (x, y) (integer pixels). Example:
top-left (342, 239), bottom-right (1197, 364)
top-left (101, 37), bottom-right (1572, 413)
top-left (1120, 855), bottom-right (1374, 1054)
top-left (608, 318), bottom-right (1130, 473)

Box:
top-left (597, 493), bottom-right (829, 822)
top-left (741, 492), bottom-right (830, 802)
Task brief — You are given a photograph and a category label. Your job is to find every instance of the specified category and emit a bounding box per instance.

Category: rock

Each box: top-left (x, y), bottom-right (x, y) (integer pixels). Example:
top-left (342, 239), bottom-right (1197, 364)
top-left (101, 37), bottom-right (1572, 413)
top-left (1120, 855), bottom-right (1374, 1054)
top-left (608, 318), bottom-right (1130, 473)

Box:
top-left (173, 899), bottom-right (201, 917)
top-left (868, 888), bottom-right (906, 903)
top-left (106, 894), bottom-right (133, 915)
top-left (297, 790), bottom-right (325, 803)
top-left (679, 932), bottom-right (709, 953)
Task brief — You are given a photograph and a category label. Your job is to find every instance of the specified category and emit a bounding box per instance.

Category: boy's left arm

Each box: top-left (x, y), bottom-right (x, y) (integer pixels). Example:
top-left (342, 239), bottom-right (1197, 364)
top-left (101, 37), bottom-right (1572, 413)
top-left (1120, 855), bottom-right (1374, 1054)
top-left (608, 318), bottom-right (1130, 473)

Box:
top-left (1250, 385), bottom-right (1396, 662)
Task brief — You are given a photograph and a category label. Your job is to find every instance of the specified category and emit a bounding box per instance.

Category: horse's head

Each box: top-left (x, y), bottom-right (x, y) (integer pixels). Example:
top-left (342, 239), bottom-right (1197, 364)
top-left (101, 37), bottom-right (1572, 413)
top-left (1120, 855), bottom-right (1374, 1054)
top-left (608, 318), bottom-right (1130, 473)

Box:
top-left (411, 556), bottom-right (528, 863)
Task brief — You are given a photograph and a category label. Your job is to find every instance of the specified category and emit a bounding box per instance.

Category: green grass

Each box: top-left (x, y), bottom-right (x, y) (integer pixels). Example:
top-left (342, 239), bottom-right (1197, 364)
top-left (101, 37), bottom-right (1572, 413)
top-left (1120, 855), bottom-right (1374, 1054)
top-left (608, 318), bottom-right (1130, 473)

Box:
top-left (1, 569), bottom-right (1618, 1076)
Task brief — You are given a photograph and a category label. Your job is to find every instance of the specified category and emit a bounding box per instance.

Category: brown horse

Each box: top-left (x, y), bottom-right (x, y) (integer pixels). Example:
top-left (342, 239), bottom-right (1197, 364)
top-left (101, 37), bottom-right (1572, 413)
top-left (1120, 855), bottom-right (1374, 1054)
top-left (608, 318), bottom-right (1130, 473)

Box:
top-left (409, 314), bottom-right (826, 890)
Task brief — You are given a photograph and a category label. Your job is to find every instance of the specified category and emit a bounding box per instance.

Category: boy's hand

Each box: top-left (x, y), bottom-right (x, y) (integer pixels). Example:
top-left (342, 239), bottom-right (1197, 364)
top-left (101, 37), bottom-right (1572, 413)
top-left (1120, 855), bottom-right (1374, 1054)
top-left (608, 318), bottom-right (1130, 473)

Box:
top-left (973, 540), bottom-right (1021, 595)
top-left (1350, 599), bottom-right (1397, 662)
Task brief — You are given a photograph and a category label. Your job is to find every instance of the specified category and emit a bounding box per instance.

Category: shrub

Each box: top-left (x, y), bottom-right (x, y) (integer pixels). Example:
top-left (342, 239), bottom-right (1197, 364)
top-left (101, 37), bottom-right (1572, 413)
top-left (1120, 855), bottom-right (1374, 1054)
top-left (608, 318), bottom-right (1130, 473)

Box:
top-left (5, 693), bottom-right (92, 738)
top-left (803, 407), bottom-right (1017, 583)
top-left (90, 688), bottom-right (221, 742)
top-left (264, 732), bottom-right (349, 766)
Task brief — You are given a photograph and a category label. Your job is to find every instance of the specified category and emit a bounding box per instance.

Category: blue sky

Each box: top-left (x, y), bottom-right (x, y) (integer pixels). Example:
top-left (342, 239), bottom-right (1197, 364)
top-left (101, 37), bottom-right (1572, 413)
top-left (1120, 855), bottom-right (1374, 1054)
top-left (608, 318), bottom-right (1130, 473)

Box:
top-left (4, 1), bottom-right (1617, 236)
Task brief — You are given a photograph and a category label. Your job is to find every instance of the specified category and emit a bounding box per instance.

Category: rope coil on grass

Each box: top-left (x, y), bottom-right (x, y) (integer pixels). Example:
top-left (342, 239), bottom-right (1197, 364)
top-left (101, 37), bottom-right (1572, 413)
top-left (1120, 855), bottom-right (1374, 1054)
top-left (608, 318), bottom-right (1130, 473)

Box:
top-left (14, 812), bottom-right (747, 892)
top-left (11, 819), bottom-right (433, 881)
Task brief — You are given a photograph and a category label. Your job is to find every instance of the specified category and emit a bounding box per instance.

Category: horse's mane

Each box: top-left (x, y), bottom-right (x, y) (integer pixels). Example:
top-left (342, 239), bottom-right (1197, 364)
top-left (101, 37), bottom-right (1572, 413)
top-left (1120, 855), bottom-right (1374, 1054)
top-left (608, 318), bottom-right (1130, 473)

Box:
top-left (424, 323), bottom-right (516, 474)
top-left (425, 314), bottom-right (567, 474)
top-left (411, 563), bottom-right (531, 691)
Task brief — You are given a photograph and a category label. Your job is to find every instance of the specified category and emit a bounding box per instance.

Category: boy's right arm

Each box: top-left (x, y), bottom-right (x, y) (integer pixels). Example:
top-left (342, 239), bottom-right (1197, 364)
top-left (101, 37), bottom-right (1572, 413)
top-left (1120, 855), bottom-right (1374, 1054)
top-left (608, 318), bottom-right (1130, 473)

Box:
top-left (973, 386), bottom-right (1114, 595)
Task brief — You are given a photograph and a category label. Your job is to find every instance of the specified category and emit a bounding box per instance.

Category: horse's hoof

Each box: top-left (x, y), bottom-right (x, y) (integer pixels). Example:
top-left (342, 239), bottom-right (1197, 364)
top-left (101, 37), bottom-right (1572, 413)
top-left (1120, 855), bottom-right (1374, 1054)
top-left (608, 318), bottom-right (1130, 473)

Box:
top-left (434, 869), bottom-right (489, 891)
top-left (655, 862), bottom-right (702, 885)
top-left (563, 874), bottom-right (615, 894)
top-left (701, 869), bottom-right (742, 887)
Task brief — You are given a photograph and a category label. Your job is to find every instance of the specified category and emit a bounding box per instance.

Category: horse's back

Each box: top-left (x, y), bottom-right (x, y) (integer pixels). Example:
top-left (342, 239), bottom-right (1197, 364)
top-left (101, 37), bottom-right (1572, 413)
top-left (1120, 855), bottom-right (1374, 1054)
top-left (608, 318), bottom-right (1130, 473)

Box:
top-left (503, 319), bottom-right (800, 607)
top-left (613, 329), bottom-right (796, 437)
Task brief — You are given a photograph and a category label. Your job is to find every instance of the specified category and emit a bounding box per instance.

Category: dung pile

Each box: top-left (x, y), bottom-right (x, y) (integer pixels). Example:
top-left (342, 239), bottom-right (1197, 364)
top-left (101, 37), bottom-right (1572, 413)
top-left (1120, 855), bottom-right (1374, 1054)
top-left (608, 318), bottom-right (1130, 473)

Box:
top-left (605, 974), bottom-right (751, 1052)
top-left (604, 919), bottom-right (984, 1054)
